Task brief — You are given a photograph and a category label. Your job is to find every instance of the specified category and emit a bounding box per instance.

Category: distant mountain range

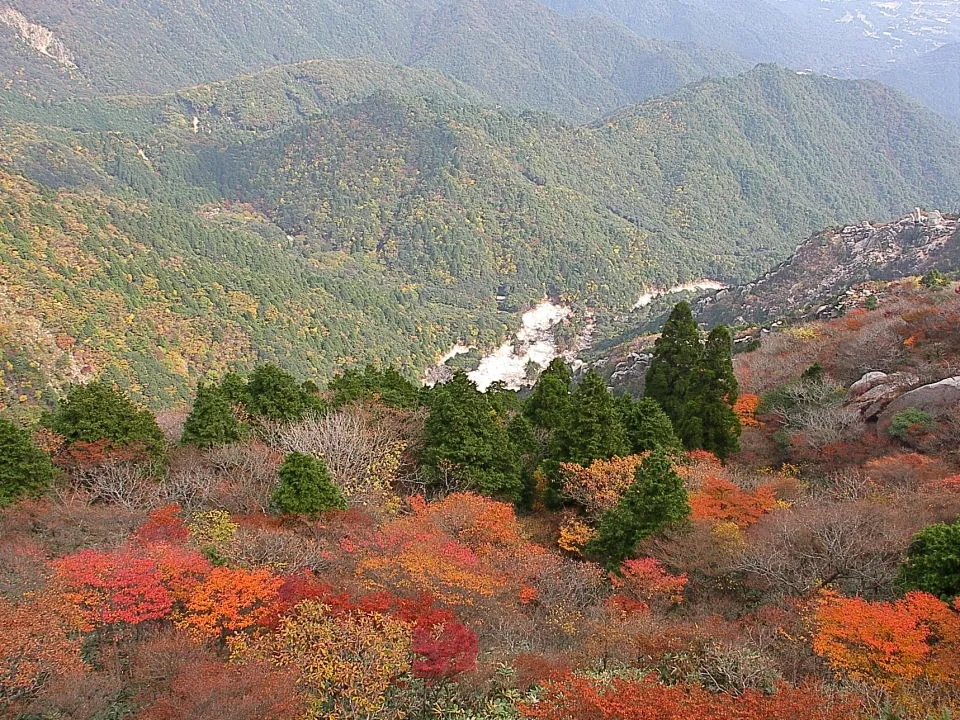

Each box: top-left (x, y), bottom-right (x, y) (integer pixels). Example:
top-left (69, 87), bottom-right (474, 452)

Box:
top-left (0, 0), bottom-right (746, 121)
top-left (544, 0), bottom-right (960, 77)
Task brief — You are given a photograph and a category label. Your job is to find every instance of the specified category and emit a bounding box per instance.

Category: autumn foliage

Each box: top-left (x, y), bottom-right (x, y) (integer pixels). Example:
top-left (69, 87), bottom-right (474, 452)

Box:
top-left (518, 674), bottom-right (861, 720)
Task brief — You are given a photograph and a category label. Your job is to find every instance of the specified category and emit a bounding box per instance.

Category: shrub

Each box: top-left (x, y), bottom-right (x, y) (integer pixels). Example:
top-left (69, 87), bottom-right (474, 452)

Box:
top-left (889, 408), bottom-right (934, 443)
top-left (898, 519), bottom-right (960, 601)
top-left (273, 453), bottom-right (347, 515)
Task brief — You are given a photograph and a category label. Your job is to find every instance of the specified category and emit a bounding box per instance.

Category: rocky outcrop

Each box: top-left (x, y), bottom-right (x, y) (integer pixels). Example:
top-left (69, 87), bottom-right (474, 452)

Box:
top-left (878, 377), bottom-right (960, 432)
top-left (0, 7), bottom-right (75, 67)
top-left (849, 371), bottom-right (921, 420)
top-left (697, 210), bottom-right (959, 328)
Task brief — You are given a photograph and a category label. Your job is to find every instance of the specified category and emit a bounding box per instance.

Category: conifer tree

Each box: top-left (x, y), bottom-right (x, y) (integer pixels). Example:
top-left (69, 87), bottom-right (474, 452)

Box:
top-left (620, 396), bottom-right (682, 453)
top-left (274, 452), bottom-right (347, 515)
top-left (246, 364), bottom-right (324, 422)
top-left (588, 449), bottom-right (689, 568)
top-left (44, 382), bottom-right (165, 462)
top-left (0, 418), bottom-right (57, 506)
top-left (696, 326), bottom-right (742, 460)
top-left (181, 382), bottom-right (245, 448)
top-left (551, 369), bottom-right (630, 467)
top-left (524, 358), bottom-right (572, 431)
top-left (644, 302), bottom-right (703, 444)
top-left (644, 303), bottom-right (741, 459)
top-left (422, 371), bottom-right (522, 503)
top-left (899, 519), bottom-right (960, 601)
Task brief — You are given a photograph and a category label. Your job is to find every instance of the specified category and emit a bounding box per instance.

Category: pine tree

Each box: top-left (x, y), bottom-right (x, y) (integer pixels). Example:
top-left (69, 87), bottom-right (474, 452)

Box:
top-left (181, 382), bottom-right (245, 448)
top-left (696, 326), bottom-right (742, 461)
top-left (524, 358), bottom-right (572, 431)
top-left (0, 418), bottom-right (57, 506)
top-left (552, 369), bottom-right (629, 467)
top-left (587, 449), bottom-right (689, 568)
top-left (619, 396), bottom-right (682, 453)
top-left (422, 371), bottom-right (523, 503)
top-left (44, 382), bottom-right (166, 462)
top-left (246, 364), bottom-right (324, 422)
top-left (644, 302), bottom-right (703, 444)
top-left (274, 452), bottom-right (347, 515)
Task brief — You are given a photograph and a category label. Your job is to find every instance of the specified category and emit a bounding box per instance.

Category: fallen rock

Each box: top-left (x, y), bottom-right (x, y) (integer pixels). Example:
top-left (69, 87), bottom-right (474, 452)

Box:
top-left (878, 377), bottom-right (960, 432)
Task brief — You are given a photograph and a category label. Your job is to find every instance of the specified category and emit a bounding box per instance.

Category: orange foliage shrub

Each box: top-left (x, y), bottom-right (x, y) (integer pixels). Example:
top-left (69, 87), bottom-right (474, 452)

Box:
top-left (560, 454), bottom-right (647, 516)
top-left (689, 476), bottom-right (777, 527)
top-left (0, 593), bottom-right (86, 701)
top-left (518, 674), bottom-right (860, 720)
top-left (177, 567), bottom-right (281, 641)
top-left (813, 590), bottom-right (960, 716)
top-left (733, 394), bottom-right (762, 428)
top-left (609, 558), bottom-right (687, 613)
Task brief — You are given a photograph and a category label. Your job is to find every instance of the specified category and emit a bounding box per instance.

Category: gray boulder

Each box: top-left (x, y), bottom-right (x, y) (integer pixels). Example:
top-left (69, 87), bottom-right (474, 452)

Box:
top-left (878, 377), bottom-right (960, 432)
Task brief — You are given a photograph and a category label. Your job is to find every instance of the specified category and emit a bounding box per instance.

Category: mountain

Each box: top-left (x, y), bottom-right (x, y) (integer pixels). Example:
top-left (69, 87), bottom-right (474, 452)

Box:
top-left (595, 210), bottom-right (960, 393)
top-left (697, 210), bottom-right (960, 327)
top-left (542, 0), bottom-right (960, 77)
top-left (878, 42), bottom-right (960, 123)
top-left (0, 0), bottom-right (746, 121)
top-left (1, 64), bottom-right (960, 409)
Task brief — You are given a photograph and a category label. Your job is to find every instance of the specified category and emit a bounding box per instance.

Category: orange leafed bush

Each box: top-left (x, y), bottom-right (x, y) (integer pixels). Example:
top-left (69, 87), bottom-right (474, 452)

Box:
top-left (177, 567), bottom-right (281, 641)
top-left (561, 455), bottom-right (647, 516)
top-left (734, 394), bottom-right (762, 428)
top-left (518, 674), bottom-right (860, 720)
top-left (0, 593), bottom-right (86, 701)
top-left (812, 589), bottom-right (960, 715)
top-left (689, 476), bottom-right (777, 527)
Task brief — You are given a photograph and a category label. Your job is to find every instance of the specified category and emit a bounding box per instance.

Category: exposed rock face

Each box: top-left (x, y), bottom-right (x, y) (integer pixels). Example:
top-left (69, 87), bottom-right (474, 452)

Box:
top-left (697, 211), bottom-right (959, 327)
top-left (878, 377), bottom-right (960, 432)
top-left (849, 371), bottom-right (921, 420)
top-left (0, 7), bottom-right (75, 67)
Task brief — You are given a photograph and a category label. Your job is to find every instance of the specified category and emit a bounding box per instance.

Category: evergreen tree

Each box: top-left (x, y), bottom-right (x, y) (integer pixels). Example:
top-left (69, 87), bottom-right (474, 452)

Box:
top-left (620, 396), bottom-right (682, 453)
top-left (274, 452), bottom-right (347, 515)
top-left (329, 364), bottom-right (421, 409)
top-left (422, 371), bottom-right (523, 503)
top-left (219, 372), bottom-right (250, 407)
top-left (899, 519), bottom-right (960, 601)
top-left (587, 449), bottom-right (690, 568)
top-left (524, 358), bottom-right (572, 431)
top-left (696, 326), bottom-right (742, 460)
top-left (645, 304), bottom-right (741, 460)
top-left (552, 369), bottom-right (629, 467)
top-left (181, 382), bottom-right (245, 448)
top-left (246, 364), bottom-right (324, 422)
top-left (44, 382), bottom-right (165, 461)
top-left (644, 302), bottom-right (703, 445)
top-left (0, 418), bottom-right (57, 506)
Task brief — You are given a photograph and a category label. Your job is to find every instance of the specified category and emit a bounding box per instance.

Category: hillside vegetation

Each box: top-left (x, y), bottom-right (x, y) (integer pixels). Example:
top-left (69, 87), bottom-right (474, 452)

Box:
top-left (2, 65), bottom-right (960, 409)
top-left (1, 285), bottom-right (959, 718)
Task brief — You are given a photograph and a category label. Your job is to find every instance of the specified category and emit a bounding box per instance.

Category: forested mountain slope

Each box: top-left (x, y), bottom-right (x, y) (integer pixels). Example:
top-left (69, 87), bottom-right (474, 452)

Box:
top-left (0, 0), bottom-right (746, 120)
top-left (1, 64), bottom-right (959, 410)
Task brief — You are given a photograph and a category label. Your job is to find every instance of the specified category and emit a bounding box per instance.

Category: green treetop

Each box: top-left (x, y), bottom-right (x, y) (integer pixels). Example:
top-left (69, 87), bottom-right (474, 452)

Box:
top-left (588, 448), bottom-right (690, 568)
top-left (552, 369), bottom-right (630, 467)
top-left (899, 519), bottom-right (960, 601)
top-left (422, 371), bottom-right (522, 503)
top-left (181, 382), bottom-right (245, 448)
top-left (43, 382), bottom-right (165, 461)
top-left (0, 417), bottom-right (57, 506)
top-left (274, 452), bottom-right (347, 515)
